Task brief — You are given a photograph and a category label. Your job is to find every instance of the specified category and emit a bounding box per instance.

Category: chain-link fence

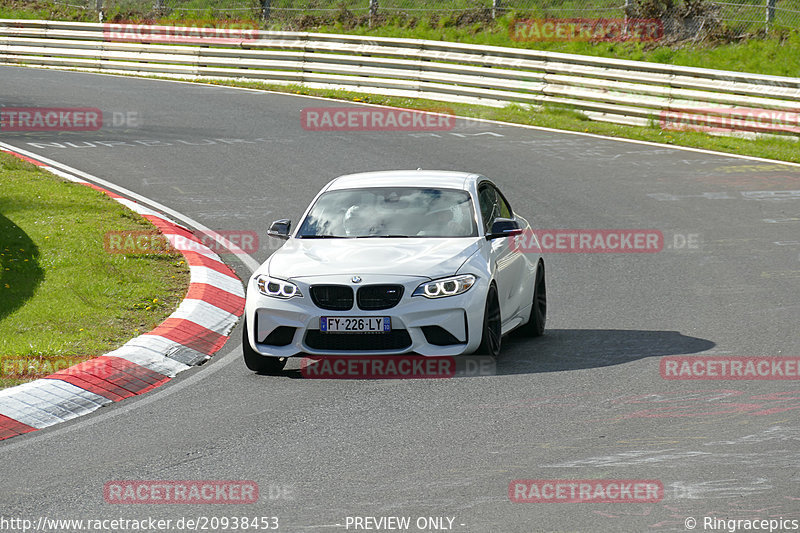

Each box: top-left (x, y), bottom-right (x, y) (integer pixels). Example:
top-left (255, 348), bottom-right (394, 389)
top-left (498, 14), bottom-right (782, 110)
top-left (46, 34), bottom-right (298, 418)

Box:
top-left (43, 0), bottom-right (800, 36)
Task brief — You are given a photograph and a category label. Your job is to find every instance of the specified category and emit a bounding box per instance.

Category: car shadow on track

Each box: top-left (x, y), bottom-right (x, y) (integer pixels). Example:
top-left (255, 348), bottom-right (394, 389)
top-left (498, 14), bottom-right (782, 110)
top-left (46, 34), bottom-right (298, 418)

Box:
top-left (496, 328), bottom-right (715, 375)
top-left (262, 328), bottom-right (714, 379)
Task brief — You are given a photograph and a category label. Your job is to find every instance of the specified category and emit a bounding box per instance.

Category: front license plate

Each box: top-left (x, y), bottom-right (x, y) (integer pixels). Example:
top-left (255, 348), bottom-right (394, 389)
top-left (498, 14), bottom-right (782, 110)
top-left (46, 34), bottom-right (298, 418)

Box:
top-left (320, 317), bottom-right (391, 333)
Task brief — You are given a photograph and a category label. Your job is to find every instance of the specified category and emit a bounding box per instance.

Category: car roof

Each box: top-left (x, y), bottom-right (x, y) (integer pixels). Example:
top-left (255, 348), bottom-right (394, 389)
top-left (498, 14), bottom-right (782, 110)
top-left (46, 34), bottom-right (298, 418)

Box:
top-left (325, 170), bottom-right (482, 191)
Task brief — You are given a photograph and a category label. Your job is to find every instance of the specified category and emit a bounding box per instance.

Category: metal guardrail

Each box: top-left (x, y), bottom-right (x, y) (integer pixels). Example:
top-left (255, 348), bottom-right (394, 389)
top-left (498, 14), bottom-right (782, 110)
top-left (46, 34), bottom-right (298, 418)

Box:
top-left (1, 19), bottom-right (799, 136)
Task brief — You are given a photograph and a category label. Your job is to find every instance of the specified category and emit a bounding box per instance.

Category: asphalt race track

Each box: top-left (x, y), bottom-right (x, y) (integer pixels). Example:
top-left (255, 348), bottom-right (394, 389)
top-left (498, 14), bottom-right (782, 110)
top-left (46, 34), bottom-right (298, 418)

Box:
top-left (2, 65), bottom-right (800, 532)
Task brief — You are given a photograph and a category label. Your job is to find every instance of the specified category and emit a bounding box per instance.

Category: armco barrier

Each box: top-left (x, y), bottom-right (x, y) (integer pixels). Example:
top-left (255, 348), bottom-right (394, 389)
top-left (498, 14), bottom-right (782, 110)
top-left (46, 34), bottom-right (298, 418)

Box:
top-left (1, 19), bottom-right (799, 136)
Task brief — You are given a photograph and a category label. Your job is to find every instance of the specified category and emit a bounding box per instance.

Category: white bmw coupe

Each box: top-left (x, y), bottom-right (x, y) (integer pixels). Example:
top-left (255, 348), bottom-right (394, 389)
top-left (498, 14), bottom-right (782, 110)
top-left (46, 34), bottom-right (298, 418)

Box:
top-left (243, 170), bottom-right (546, 373)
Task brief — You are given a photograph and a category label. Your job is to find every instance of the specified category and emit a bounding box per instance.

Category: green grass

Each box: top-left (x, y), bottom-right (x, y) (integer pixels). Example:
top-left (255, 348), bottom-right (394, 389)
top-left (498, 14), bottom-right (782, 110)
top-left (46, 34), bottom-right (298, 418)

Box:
top-left (0, 0), bottom-right (94, 21)
top-left (0, 152), bottom-right (190, 389)
top-left (305, 18), bottom-right (800, 78)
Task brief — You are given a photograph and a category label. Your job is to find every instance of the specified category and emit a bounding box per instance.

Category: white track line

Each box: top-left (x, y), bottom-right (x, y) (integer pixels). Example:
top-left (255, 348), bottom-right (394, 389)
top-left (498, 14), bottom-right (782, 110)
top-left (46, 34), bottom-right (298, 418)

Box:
top-left (18, 67), bottom-right (798, 168)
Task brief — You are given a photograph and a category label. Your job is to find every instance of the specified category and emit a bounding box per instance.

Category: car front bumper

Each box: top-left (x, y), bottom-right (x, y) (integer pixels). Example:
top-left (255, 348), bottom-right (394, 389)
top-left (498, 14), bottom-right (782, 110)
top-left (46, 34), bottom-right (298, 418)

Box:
top-left (244, 273), bottom-right (488, 357)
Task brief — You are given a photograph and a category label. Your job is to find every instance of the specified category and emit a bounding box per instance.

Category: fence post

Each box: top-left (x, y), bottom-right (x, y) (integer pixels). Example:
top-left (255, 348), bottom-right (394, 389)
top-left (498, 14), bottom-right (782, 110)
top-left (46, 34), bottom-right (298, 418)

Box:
top-left (622, 0), bottom-right (635, 35)
top-left (624, 0), bottom-right (633, 15)
top-left (369, 0), bottom-right (379, 26)
top-left (261, 0), bottom-right (271, 20)
top-left (95, 0), bottom-right (103, 22)
top-left (492, 0), bottom-right (501, 19)
top-left (765, 0), bottom-right (777, 30)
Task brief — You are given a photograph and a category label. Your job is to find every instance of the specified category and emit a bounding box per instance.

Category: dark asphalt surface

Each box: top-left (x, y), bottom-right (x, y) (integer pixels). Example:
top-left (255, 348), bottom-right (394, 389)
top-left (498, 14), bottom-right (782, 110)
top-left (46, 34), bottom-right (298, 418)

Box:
top-left (1, 66), bottom-right (799, 532)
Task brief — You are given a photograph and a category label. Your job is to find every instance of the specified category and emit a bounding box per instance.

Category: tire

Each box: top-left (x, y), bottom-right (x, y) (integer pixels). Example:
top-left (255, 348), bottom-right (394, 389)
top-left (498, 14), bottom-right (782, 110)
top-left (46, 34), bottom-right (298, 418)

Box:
top-left (521, 261), bottom-right (546, 337)
top-left (242, 318), bottom-right (287, 374)
top-left (477, 284), bottom-right (502, 357)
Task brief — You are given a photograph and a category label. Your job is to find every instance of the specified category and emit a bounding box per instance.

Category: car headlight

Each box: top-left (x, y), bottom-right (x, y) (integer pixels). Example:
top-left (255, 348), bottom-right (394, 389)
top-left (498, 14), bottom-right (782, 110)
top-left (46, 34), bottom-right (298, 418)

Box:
top-left (412, 274), bottom-right (476, 298)
top-left (255, 275), bottom-right (302, 299)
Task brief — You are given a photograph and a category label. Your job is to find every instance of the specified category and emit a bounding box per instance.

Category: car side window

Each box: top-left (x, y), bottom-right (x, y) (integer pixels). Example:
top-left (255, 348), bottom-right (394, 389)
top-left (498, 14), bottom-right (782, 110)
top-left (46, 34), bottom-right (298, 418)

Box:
top-left (493, 186), bottom-right (513, 219)
top-left (478, 185), bottom-right (497, 232)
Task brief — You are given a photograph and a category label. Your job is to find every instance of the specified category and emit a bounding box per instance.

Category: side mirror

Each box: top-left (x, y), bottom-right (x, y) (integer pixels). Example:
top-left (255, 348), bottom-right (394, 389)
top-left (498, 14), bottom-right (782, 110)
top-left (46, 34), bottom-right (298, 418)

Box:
top-left (486, 218), bottom-right (522, 240)
top-left (267, 219), bottom-right (291, 240)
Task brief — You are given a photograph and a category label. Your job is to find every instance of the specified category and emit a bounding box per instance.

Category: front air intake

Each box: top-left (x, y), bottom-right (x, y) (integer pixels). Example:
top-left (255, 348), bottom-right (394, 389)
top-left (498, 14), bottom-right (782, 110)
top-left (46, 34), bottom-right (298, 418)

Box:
top-left (310, 285), bottom-right (354, 310)
top-left (357, 285), bottom-right (404, 310)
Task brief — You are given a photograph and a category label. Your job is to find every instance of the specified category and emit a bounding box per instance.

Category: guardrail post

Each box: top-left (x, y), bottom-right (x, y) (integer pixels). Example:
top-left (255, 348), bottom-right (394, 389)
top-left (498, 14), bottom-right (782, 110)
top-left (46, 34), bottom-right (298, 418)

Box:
top-left (369, 0), bottom-right (379, 27)
top-left (261, 0), bottom-right (271, 20)
top-left (766, 0), bottom-right (777, 30)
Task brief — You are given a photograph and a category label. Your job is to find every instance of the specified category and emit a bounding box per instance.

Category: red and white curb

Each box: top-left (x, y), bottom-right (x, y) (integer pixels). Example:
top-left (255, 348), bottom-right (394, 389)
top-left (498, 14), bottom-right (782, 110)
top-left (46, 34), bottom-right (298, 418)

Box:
top-left (0, 148), bottom-right (245, 441)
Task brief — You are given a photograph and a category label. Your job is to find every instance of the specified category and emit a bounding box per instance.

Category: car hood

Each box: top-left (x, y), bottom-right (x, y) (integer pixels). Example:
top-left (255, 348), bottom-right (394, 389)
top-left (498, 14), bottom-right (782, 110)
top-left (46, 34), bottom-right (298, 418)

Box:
top-left (264, 238), bottom-right (482, 280)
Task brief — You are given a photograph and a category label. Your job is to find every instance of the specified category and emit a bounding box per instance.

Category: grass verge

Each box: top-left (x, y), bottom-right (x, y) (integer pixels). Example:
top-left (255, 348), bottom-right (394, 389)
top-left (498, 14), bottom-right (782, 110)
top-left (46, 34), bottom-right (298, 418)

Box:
top-left (0, 152), bottom-right (190, 390)
top-left (194, 78), bottom-right (800, 164)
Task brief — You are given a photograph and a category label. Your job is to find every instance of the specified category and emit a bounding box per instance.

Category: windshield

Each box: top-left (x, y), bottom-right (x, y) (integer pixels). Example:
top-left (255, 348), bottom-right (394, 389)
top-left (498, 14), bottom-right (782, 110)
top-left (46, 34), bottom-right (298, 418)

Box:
top-left (296, 187), bottom-right (478, 238)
